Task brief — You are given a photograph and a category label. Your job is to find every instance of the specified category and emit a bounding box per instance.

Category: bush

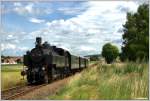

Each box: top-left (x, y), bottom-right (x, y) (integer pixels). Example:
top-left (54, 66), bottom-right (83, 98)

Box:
top-left (102, 43), bottom-right (119, 64)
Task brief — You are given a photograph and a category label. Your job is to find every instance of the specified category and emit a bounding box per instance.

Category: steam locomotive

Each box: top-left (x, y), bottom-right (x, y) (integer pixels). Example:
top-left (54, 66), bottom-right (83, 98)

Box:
top-left (22, 37), bottom-right (88, 84)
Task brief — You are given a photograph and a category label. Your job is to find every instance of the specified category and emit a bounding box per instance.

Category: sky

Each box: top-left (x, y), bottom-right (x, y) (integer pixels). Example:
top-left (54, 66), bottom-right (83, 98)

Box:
top-left (0, 0), bottom-right (145, 56)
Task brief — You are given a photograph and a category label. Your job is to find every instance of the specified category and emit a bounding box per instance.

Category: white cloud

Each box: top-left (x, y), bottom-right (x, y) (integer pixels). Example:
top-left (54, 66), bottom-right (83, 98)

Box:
top-left (14, 3), bottom-right (34, 15)
top-left (80, 46), bottom-right (96, 51)
top-left (29, 18), bottom-right (45, 23)
top-left (58, 7), bottom-right (84, 15)
top-left (57, 2), bottom-right (89, 16)
top-left (1, 43), bottom-right (16, 51)
top-left (135, 0), bottom-right (149, 5)
top-left (0, 29), bottom-right (32, 56)
top-left (18, 47), bottom-right (28, 51)
top-left (43, 1), bottom-right (138, 56)
top-left (1, 43), bottom-right (28, 51)
top-left (1, 43), bottom-right (29, 56)
top-left (2, 1), bottom-right (139, 56)
top-left (13, 2), bottom-right (52, 16)
top-left (14, 2), bottom-right (22, 6)
top-left (8, 34), bottom-right (13, 38)
top-left (25, 3), bottom-right (33, 13)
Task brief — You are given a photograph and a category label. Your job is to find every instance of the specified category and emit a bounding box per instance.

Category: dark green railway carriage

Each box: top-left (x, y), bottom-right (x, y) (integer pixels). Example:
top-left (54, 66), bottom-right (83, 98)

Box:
top-left (84, 58), bottom-right (89, 68)
top-left (71, 55), bottom-right (79, 69)
top-left (52, 54), bottom-right (66, 68)
top-left (79, 57), bottom-right (86, 69)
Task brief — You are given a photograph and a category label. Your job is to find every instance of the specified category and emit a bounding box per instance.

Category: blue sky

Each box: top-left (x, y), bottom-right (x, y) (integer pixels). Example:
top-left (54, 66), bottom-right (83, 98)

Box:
top-left (1, 1), bottom-right (142, 56)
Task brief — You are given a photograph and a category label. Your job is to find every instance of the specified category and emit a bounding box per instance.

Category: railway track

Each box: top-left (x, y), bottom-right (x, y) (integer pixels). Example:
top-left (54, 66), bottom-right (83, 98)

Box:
top-left (1, 72), bottom-right (76, 100)
top-left (1, 84), bottom-right (46, 100)
top-left (1, 74), bottom-right (74, 100)
top-left (1, 63), bottom-right (93, 100)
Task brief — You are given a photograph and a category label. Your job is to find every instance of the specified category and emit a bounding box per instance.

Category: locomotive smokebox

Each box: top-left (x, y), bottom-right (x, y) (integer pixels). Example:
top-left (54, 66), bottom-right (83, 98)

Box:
top-left (36, 37), bottom-right (42, 47)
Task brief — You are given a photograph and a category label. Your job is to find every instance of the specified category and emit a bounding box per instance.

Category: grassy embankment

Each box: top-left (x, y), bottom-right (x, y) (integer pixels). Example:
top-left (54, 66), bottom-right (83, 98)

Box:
top-left (1, 64), bottom-right (26, 90)
top-left (49, 61), bottom-right (148, 100)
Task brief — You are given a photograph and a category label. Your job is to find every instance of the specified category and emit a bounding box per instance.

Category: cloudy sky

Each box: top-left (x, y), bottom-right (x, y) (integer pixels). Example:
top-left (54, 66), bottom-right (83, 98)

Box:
top-left (1, 1), bottom-right (142, 56)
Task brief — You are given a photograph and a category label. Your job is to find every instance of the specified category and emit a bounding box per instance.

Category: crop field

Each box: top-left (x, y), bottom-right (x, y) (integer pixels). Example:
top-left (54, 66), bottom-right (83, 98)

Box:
top-left (1, 64), bottom-right (26, 91)
top-left (49, 62), bottom-right (148, 100)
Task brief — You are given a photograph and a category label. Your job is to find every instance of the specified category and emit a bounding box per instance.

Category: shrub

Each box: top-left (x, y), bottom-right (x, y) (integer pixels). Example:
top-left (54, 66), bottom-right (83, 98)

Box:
top-left (102, 43), bottom-right (119, 64)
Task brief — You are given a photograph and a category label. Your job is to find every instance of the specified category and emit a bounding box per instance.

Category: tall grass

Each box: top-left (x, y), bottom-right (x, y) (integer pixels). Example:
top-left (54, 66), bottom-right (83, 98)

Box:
top-left (1, 64), bottom-right (26, 90)
top-left (49, 62), bottom-right (148, 100)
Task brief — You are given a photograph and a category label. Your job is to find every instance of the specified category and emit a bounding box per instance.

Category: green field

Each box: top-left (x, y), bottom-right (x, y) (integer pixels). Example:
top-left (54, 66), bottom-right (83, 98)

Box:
top-left (1, 64), bottom-right (26, 91)
top-left (49, 62), bottom-right (148, 100)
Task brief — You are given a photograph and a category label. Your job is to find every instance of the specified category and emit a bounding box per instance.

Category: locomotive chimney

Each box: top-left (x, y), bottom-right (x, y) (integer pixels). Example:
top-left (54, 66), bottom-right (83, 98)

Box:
top-left (36, 37), bottom-right (42, 47)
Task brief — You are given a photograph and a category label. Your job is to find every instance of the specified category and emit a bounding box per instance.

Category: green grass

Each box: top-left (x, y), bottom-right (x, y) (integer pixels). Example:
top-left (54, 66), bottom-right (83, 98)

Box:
top-left (1, 64), bottom-right (26, 90)
top-left (49, 62), bottom-right (148, 100)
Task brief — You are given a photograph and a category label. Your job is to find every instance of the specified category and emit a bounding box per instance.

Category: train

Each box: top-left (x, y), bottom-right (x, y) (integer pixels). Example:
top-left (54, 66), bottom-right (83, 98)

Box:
top-left (21, 37), bottom-right (89, 84)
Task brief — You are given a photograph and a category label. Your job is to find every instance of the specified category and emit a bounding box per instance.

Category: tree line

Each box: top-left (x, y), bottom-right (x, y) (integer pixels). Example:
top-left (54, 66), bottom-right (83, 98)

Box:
top-left (101, 4), bottom-right (149, 63)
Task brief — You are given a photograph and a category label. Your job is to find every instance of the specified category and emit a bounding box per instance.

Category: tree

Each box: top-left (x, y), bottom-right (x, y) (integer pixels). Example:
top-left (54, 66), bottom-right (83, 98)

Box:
top-left (102, 43), bottom-right (119, 64)
top-left (1, 55), bottom-right (4, 58)
top-left (16, 58), bottom-right (22, 64)
top-left (121, 4), bottom-right (149, 61)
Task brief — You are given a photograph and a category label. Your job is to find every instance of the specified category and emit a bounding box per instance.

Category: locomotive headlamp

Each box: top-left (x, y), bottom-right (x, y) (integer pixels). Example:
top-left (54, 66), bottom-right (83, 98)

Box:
top-left (42, 67), bottom-right (45, 70)
top-left (25, 67), bottom-right (28, 70)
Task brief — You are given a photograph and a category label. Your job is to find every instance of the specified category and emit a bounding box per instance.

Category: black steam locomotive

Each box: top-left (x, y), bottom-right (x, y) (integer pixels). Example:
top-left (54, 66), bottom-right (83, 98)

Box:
top-left (22, 37), bottom-right (88, 84)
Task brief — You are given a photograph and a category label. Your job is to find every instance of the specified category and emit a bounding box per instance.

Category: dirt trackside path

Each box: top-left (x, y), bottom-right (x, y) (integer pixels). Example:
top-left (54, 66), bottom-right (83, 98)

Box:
top-left (15, 76), bottom-right (72, 100)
